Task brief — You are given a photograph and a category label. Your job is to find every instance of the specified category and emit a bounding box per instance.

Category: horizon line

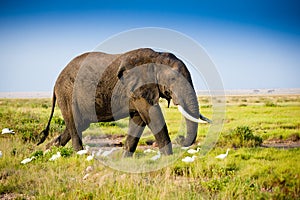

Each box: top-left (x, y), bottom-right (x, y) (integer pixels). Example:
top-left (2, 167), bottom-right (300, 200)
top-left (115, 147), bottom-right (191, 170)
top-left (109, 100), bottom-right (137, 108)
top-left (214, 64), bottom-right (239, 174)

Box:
top-left (0, 88), bottom-right (300, 98)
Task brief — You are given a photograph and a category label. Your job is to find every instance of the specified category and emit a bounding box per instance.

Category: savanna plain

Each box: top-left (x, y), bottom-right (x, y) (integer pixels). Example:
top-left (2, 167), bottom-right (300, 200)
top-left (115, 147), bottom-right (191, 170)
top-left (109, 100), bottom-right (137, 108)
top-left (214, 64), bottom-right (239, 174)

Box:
top-left (0, 94), bottom-right (300, 199)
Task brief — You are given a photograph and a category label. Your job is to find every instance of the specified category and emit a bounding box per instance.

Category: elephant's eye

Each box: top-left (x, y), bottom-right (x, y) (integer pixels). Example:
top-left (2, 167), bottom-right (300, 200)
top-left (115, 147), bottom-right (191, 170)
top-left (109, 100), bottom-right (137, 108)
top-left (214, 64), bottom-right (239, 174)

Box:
top-left (165, 91), bottom-right (171, 97)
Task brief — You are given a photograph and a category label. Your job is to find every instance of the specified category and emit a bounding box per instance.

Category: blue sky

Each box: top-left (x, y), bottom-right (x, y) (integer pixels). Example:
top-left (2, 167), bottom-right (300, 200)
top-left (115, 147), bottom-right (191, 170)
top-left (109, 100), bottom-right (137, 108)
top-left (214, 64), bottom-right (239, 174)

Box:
top-left (0, 0), bottom-right (300, 92)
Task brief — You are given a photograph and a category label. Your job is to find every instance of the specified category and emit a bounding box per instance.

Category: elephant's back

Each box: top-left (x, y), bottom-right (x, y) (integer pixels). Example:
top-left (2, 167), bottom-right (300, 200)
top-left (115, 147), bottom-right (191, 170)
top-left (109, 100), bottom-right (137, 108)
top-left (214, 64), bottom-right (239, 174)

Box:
top-left (55, 52), bottom-right (119, 91)
top-left (54, 52), bottom-right (120, 122)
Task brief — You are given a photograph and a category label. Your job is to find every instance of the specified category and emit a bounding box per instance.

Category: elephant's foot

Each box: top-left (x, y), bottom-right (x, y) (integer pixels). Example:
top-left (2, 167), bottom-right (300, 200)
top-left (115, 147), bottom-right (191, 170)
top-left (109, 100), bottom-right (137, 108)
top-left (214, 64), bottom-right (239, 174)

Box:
top-left (159, 142), bottom-right (173, 155)
top-left (122, 150), bottom-right (134, 158)
top-left (151, 124), bottom-right (173, 155)
top-left (122, 139), bottom-right (138, 158)
top-left (71, 134), bottom-right (83, 151)
top-left (175, 135), bottom-right (185, 146)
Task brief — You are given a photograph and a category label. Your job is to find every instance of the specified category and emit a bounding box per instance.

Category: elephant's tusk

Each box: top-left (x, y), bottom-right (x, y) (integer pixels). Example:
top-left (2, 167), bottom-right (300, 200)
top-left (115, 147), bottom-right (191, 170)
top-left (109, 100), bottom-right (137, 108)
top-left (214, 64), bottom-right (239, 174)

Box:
top-left (199, 113), bottom-right (212, 124)
top-left (178, 105), bottom-right (211, 124)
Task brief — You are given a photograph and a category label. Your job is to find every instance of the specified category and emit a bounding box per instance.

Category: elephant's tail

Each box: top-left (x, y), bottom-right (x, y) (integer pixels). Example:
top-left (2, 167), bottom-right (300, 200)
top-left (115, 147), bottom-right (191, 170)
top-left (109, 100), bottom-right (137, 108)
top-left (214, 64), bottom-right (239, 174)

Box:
top-left (37, 91), bottom-right (56, 145)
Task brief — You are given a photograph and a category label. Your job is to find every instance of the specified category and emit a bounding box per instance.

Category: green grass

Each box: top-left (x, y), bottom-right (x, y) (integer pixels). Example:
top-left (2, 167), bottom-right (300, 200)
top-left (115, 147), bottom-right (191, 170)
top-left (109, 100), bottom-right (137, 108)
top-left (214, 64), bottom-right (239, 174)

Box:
top-left (0, 95), bottom-right (300, 199)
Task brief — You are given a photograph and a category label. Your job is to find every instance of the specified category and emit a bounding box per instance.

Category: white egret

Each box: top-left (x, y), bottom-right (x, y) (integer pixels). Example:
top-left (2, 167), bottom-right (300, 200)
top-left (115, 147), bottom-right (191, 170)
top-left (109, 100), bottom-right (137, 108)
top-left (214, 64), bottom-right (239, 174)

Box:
top-left (96, 149), bottom-right (103, 157)
top-left (182, 155), bottom-right (197, 163)
top-left (76, 145), bottom-right (90, 155)
top-left (83, 173), bottom-right (90, 180)
top-left (101, 147), bottom-right (117, 157)
top-left (43, 149), bottom-right (51, 155)
top-left (144, 149), bottom-right (156, 153)
top-left (150, 151), bottom-right (161, 161)
top-left (86, 152), bottom-right (95, 161)
top-left (0, 151), bottom-right (2, 158)
top-left (187, 147), bottom-right (201, 154)
top-left (49, 152), bottom-right (61, 161)
top-left (21, 156), bottom-right (35, 164)
top-left (1, 128), bottom-right (15, 134)
top-left (85, 165), bottom-right (93, 173)
top-left (215, 149), bottom-right (230, 159)
top-left (181, 146), bottom-right (190, 150)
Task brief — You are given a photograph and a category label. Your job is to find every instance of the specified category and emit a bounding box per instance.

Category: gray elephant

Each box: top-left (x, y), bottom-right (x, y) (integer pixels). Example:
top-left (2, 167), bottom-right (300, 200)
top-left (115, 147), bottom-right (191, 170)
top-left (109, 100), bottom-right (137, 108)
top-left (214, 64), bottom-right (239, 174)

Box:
top-left (37, 48), bottom-right (211, 156)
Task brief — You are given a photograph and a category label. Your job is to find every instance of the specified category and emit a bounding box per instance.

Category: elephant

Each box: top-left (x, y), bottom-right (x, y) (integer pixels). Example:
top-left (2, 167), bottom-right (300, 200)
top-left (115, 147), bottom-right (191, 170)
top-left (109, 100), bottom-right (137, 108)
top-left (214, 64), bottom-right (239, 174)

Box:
top-left (37, 48), bottom-right (211, 156)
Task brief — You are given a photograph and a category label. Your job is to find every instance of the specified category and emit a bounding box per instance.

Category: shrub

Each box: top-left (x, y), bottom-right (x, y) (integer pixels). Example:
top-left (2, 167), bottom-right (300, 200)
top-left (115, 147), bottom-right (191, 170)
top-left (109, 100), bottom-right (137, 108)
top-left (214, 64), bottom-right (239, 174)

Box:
top-left (60, 147), bottom-right (74, 157)
top-left (98, 121), bottom-right (117, 127)
top-left (265, 101), bottom-right (277, 107)
top-left (53, 116), bottom-right (65, 126)
top-left (52, 146), bottom-right (74, 157)
top-left (41, 103), bottom-right (49, 109)
top-left (289, 133), bottom-right (300, 142)
top-left (219, 126), bottom-right (263, 148)
top-left (31, 150), bottom-right (44, 158)
top-left (231, 126), bottom-right (262, 147)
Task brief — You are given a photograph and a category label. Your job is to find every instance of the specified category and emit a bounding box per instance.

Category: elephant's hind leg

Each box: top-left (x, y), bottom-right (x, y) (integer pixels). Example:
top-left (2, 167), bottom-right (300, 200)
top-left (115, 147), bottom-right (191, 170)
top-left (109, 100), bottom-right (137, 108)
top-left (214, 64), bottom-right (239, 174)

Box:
top-left (56, 98), bottom-right (84, 151)
top-left (46, 128), bottom-right (71, 149)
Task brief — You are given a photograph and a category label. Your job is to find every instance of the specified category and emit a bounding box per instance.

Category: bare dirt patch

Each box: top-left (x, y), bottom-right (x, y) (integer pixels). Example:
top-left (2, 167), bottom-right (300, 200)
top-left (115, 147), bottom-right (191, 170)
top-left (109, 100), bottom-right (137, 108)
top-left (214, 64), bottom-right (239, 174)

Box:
top-left (261, 137), bottom-right (300, 149)
top-left (83, 134), bottom-right (124, 148)
top-left (83, 134), bottom-right (158, 152)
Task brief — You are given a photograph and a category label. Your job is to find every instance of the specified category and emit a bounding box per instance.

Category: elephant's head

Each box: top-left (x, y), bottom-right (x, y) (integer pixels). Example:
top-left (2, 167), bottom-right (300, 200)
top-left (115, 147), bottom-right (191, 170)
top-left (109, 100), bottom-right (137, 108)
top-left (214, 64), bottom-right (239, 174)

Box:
top-left (155, 52), bottom-right (212, 146)
top-left (114, 48), bottom-right (211, 147)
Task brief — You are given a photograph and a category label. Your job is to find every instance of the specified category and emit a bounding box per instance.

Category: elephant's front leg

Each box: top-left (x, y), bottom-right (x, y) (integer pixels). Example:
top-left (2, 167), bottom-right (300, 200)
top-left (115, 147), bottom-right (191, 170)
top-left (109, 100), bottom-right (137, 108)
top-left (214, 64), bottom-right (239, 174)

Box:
top-left (147, 104), bottom-right (172, 155)
top-left (133, 98), bottom-right (173, 155)
top-left (123, 112), bottom-right (146, 157)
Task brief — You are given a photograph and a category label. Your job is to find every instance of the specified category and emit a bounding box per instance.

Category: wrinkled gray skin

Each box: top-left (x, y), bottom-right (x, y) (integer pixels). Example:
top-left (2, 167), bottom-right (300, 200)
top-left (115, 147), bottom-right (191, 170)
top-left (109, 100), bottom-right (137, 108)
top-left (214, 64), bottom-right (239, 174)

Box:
top-left (38, 48), bottom-right (209, 156)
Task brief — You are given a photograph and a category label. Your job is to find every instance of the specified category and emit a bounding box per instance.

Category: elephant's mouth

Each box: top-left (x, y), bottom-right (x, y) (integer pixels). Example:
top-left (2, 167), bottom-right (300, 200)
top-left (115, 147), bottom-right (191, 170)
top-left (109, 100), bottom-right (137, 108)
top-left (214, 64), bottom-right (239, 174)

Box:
top-left (170, 93), bottom-right (179, 106)
top-left (177, 105), bottom-right (212, 124)
top-left (162, 90), bottom-right (211, 123)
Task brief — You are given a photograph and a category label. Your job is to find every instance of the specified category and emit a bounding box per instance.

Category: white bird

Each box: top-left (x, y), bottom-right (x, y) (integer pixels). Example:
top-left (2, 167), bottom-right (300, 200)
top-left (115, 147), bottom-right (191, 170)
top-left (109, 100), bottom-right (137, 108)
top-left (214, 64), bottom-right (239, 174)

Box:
top-left (49, 152), bottom-right (61, 161)
top-left (187, 147), bottom-right (201, 154)
top-left (83, 173), bottom-right (90, 180)
top-left (101, 147), bottom-right (117, 157)
top-left (85, 165), bottom-right (93, 173)
top-left (96, 149), bottom-right (103, 157)
top-left (76, 145), bottom-right (90, 155)
top-left (1, 128), bottom-right (15, 134)
top-left (21, 156), bottom-right (35, 164)
top-left (181, 146), bottom-right (190, 150)
top-left (215, 148), bottom-right (230, 159)
top-left (144, 149), bottom-right (156, 153)
top-left (43, 149), bottom-right (51, 155)
top-left (150, 151), bottom-right (161, 161)
top-left (86, 152), bottom-right (95, 161)
top-left (182, 155), bottom-right (197, 163)
top-left (0, 151), bottom-right (2, 158)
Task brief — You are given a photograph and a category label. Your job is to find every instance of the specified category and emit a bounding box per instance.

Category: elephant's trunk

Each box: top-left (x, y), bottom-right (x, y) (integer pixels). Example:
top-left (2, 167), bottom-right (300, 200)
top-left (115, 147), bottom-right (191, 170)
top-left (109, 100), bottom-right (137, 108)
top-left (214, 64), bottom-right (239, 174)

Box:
top-left (156, 61), bottom-right (211, 147)
top-left (174, 87), bottom-right (201, 147)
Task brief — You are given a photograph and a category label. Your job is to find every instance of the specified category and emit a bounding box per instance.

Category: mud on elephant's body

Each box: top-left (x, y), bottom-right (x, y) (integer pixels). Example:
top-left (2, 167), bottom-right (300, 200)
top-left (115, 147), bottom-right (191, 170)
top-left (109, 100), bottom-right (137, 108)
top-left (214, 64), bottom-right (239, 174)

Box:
top-left (38, 48), bottom-right (211, 156)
